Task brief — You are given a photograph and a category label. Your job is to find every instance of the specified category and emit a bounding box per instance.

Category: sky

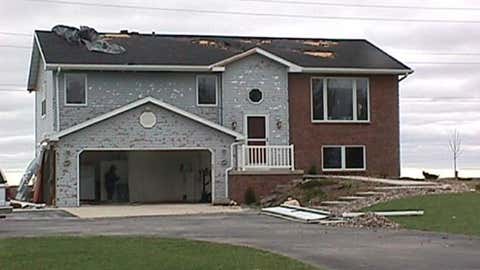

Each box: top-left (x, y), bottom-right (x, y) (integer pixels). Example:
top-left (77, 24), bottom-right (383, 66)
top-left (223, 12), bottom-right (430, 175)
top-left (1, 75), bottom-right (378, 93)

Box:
top-left (0, 0), bottom-right (479, 184)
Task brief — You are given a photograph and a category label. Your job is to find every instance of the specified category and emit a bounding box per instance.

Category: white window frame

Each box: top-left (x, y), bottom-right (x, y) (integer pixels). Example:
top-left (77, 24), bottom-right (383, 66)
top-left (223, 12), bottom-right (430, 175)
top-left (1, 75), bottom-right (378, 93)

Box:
top-left (64, 73), bottom-right (88, 106)
top-left (310, 77), bottom-right (370, 123)
top-left (41, 80), bottom-right (47, 118)
top-left (196, 75), bottom-right (218, 107)
top-left (321, 145), bottom-right (366, 171)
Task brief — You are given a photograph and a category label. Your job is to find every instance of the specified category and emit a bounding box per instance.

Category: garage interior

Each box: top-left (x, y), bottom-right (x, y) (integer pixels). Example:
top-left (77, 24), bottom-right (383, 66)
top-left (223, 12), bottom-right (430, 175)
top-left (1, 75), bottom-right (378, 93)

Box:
top-left (79, 150), bottom-right (212, 204)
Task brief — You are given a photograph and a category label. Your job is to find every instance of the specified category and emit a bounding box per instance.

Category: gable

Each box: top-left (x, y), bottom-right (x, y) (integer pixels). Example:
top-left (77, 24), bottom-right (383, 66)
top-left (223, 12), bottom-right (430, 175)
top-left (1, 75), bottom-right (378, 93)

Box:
top-left (50, 97), bottom-right (243, 141)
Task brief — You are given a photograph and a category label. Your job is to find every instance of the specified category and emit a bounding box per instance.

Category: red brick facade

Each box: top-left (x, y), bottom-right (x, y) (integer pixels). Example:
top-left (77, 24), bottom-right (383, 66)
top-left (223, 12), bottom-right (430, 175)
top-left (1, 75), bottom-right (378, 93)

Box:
top-left (228, 171), bottom-right (304, 204)
top-left (288, 74), bottom-right (400, 177)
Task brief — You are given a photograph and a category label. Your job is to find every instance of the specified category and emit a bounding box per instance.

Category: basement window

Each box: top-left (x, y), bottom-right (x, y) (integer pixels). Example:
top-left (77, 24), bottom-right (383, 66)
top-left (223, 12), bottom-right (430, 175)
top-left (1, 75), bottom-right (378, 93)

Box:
top-left (196, 75), bottom-right (217, 106)
top-left (65, 73), bottom-right (87, 106)
top-left (311, 78), bottom-right (369, 122)
top-left (322, 146), bottom-right (366, 171)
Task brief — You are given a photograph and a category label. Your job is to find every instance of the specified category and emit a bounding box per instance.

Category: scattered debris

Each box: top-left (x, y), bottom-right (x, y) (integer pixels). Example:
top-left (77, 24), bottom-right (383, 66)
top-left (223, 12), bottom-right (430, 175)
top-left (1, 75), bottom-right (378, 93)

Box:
top-left (423, 171), bottom-right (439, 180)
top-left (262, 205), bottom-right (329, 223)
top-left (303, 51), bottom-right (335, 58)
top-left (303, 40), bottom-right (338, 48)
top-left (16, 142), bottom-right (48, 201)
top-left (331, 213), bottom-right (400, 229)
top-left (52, 25), bottom-right (126, 54)
top-left (9, 200), bottom-right (45, 209)
top-left (283, 197), bottom-right (300, 206)
top-left (342, 210), bottom-right (424, 218)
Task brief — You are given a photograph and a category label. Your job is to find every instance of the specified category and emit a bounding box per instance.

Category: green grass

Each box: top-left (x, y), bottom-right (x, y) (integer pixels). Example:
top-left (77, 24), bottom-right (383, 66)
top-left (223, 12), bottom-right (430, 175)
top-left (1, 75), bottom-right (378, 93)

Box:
top-left (364, 192), bottom-right (480, 236)
top-left (0, 236), bottom-right (319, 270)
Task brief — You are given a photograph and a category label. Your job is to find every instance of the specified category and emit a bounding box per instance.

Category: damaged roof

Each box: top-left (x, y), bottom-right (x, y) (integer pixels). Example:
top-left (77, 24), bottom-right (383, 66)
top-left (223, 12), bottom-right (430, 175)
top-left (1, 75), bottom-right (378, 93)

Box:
top-left (34, 30), bottom-right (411, 72)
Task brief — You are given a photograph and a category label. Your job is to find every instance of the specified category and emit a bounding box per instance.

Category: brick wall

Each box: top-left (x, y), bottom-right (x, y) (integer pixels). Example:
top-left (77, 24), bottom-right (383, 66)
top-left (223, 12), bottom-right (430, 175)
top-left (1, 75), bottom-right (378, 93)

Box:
top-left (228, 171), bottom-right (304, 204)
top-left (288, 74), bottom-right (400, 177)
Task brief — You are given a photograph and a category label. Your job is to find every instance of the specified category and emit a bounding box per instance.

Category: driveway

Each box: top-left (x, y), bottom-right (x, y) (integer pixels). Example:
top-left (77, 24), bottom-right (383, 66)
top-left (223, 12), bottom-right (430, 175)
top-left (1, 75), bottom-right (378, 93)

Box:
top-left (1, 211), bottom-right (479, 270)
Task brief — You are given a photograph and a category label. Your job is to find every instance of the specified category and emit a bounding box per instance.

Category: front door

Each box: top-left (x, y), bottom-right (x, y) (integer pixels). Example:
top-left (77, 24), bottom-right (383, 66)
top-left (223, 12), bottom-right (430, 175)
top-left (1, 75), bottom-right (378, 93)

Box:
top-left (246, 115), bottom-right (267, 145)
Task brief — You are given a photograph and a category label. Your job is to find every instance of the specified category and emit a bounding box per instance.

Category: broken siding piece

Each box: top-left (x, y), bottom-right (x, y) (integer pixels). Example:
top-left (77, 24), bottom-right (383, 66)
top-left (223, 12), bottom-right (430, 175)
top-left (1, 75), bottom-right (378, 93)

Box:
top-left (342, 210), bottom-right (424, 218)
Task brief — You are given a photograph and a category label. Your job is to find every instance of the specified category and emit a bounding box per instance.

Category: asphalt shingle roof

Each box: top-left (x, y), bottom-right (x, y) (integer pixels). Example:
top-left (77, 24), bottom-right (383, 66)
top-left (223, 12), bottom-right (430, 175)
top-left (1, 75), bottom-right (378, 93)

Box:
top-left (35, 30), bottom-right (410, 70)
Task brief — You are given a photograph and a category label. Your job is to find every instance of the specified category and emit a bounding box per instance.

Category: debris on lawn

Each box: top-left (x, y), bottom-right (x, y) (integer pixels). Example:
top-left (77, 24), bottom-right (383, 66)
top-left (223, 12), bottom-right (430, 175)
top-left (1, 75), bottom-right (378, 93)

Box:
top-left (261, 205), bottom-right (330, 224)
top-left (283, 197), bottom-right (301, 206)
top-left (342, 210), bottom-right (424, 218)
top-left (332, 213), bottom-right (400, 229)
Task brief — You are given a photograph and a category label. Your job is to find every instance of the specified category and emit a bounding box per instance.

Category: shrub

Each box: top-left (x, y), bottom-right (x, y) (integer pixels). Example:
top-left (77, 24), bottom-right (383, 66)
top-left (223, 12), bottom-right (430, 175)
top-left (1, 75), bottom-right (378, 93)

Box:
top-left (307, 165), bottom-right (317, 175)
top-left (475, 184), bottom-right (480, 192)
top-left (244, 187), bottom-right (257, 205)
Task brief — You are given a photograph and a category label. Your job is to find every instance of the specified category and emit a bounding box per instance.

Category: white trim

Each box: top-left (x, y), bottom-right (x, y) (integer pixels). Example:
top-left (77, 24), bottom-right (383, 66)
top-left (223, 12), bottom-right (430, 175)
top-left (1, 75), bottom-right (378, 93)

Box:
top-left (196, 75), bottom-right (218, 107)
top-left (50, 96), bottom-right (244, 141)
top-left (244, 114), bottom-right (269, 145)
top-left (44, 63), bottom-right (412, 75)
top-left (321, 145), bottom-right (366, 171)
top-left (34, 33), bottom-right (48, 71)
top-left (310, 77), bottom-right (371, 123)
top-left (302, 67), bottom-right (413, 75)
top-left (46, 63), bottom-right (214, 72)
top-left (209, 47), bottom-right (303, 72)
top-left (76, 147), bottom-right (216, 207)
top-left (64, 73), bottom-right (88, 106)
top-left (55, 68), bottom-right (61, 131)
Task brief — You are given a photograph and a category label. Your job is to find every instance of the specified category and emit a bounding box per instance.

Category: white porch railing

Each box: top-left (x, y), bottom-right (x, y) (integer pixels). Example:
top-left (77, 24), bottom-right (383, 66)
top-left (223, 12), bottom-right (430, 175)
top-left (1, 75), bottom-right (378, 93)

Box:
top-left (239, 145), bottom-right (295, 170)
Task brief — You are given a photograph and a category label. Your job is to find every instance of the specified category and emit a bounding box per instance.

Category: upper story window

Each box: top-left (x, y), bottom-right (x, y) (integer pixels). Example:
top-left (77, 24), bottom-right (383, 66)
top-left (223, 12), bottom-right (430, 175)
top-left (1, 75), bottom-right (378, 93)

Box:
top-left (196, 75), bottom-right (217, 106)
top-left (311, 77), bottom-right (369, 122)
top-left (65, 73), bottom-right (87, 106)
top-left (41, 80), bottom-right (47, 117)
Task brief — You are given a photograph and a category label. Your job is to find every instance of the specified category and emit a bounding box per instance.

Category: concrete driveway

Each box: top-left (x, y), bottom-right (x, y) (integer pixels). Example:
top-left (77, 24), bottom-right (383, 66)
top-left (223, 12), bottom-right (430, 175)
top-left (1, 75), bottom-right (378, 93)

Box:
top-left (1, 211), bottom-right (479, 270)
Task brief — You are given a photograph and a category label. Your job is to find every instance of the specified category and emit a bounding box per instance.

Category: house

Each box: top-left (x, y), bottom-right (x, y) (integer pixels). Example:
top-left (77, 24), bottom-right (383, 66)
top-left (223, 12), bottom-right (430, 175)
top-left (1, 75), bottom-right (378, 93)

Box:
top-left (26, 28), bottom-right (412, 207)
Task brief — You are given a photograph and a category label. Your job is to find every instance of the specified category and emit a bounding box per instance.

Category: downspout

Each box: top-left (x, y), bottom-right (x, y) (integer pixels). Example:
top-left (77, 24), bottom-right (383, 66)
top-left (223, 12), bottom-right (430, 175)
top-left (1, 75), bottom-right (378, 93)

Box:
top-left (224, 140), bottom-right (244, 201)
top-left (55, 67), bottom-right (61, 132)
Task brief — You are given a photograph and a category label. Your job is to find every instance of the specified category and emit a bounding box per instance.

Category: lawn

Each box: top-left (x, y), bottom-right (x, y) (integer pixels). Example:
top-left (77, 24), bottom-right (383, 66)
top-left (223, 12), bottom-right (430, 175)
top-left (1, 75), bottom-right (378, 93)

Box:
top-left (0, 236), bottom-right (319, 270)
top-left (364, 192), bottom-right (480, 236)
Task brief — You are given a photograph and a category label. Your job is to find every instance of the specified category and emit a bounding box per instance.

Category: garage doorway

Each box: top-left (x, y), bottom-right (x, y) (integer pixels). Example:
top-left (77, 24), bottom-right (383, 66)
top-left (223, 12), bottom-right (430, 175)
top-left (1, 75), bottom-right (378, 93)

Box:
top-left (79, 149), bottom-right (213, 205)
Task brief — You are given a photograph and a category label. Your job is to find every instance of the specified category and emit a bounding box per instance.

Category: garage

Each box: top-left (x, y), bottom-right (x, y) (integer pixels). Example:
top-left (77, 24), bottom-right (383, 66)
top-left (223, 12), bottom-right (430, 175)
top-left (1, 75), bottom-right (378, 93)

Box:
top-left (79, 149), bottom-right (213, 204)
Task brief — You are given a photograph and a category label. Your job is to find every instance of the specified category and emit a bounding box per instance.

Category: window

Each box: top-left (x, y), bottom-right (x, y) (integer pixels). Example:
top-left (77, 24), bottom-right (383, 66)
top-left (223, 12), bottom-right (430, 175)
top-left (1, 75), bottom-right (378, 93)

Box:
top-left (322, 146), bottom-right (366, 171)
top-left (311, 78), bottom-right (369, 122)
top-left (248, 88), bottom-right (263, 103)
top-left (41, 99), bottom-right (47, 117)
top-left (41, 81), bottom-right (47, 117)
top-left (65, 73), bottom-right (87, 105)
top-left (197, 75), bottom-right (217, 106)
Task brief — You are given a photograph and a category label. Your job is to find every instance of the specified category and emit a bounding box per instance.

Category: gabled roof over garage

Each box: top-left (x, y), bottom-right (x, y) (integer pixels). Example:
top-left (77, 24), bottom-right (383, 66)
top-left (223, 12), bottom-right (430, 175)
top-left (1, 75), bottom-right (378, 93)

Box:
top-left (49, 97), bottom-right (244, 141)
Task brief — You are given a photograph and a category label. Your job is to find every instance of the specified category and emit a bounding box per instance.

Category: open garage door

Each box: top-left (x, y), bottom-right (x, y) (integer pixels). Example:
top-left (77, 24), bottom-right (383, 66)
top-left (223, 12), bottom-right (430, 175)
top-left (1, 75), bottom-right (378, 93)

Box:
top-left (79, 150), bottom-right (212, 205)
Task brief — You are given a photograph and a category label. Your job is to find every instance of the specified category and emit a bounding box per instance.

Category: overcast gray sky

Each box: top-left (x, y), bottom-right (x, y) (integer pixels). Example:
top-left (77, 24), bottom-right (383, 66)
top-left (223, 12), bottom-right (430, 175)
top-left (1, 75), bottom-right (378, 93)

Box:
top-left (1, 0), bottom-right (479, 183)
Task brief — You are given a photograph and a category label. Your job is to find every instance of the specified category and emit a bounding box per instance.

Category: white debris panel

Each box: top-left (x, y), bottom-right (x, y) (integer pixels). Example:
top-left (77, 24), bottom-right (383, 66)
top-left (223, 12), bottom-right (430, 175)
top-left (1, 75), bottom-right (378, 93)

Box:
top-left (342, 210), bottom-right (424, 218)
top-left (261, 206), bottom-right (329, 223)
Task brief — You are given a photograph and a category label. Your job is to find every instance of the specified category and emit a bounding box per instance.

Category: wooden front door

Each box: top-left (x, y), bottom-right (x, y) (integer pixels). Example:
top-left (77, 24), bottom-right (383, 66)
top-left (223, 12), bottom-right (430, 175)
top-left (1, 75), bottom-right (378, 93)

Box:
top-left (246, 116), bottom-right (267, 145)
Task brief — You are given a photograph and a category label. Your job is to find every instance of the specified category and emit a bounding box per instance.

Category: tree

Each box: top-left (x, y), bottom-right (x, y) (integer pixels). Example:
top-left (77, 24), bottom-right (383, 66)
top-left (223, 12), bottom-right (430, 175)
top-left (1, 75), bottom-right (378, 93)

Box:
top-left (448, 130), bottom-right (463, 179)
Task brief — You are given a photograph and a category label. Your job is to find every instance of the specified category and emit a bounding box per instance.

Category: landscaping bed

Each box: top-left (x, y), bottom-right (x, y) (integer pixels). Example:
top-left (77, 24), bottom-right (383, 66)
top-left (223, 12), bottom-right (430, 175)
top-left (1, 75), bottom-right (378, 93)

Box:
top-left (0, 236), bottom-right (319, 270)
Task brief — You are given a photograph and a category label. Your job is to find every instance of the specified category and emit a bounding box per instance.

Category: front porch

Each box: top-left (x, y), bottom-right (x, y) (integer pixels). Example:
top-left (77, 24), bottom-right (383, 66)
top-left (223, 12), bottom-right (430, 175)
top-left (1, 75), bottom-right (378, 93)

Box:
top-left (237, 145), bottom-right (295, 171)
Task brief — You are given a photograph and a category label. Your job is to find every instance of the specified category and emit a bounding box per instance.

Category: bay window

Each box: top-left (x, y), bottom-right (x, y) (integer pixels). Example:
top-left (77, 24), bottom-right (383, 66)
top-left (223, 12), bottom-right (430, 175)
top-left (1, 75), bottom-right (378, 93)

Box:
top-left (311, 77), bottom-right (369, 122)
